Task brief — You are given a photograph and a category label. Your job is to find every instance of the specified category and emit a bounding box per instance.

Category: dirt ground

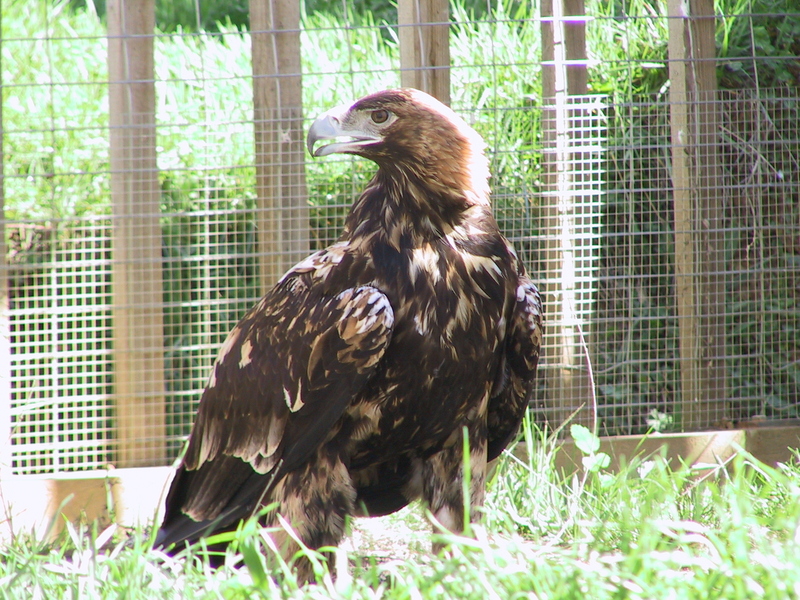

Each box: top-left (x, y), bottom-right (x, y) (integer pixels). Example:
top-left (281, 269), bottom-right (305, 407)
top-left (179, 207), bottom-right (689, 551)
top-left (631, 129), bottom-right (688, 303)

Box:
top-left (342, 504), bottom-right (431, 564)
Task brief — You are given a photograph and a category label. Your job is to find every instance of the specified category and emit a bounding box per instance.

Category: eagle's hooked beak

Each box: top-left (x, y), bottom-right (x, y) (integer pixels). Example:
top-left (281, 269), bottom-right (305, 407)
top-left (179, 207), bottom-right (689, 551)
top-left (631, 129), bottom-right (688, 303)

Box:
top-left (307, 104), bottom-right (382, 158)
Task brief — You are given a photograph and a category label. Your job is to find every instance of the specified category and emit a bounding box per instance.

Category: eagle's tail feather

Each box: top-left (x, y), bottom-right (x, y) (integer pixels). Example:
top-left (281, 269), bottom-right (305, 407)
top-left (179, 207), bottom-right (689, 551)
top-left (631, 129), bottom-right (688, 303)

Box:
top-left (154, 459), bottom-right (284, 554)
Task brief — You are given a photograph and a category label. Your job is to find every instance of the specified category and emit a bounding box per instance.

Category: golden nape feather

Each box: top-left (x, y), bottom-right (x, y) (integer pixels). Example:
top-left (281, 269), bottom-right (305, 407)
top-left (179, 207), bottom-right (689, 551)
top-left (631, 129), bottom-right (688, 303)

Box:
top-left (155, 88), bottom-right (543, 579)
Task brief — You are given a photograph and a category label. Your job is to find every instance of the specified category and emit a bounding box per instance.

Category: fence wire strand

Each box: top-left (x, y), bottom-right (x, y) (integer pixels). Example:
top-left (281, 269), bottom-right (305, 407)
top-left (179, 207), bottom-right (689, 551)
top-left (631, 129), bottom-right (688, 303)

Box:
top-left (1, 0), bottom-right (799, 473)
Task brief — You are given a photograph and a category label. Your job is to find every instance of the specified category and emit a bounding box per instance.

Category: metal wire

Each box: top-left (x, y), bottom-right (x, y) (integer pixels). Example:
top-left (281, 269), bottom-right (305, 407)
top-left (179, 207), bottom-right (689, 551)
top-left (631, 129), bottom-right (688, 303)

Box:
top-left (2, 1), bottom-right (799, 473)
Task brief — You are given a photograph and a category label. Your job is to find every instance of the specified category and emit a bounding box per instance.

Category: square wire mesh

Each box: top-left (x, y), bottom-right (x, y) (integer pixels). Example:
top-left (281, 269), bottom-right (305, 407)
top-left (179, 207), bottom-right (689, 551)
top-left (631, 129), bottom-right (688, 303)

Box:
top-left (1, 1), bottom-right (799, 473)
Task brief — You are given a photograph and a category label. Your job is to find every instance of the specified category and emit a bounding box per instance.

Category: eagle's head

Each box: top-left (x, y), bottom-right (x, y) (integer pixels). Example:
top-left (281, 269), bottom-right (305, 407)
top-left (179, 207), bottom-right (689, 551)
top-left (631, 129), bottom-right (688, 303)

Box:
top-left (307, 88), bottom-right (490, 205)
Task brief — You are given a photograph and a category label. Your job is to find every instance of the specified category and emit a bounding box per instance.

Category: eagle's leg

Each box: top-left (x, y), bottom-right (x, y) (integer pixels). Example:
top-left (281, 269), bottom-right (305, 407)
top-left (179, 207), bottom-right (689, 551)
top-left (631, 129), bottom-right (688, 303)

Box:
top-left (422, 424), bottom-right (488, 551)
top-left (265, 448), bottom-right (355, 581)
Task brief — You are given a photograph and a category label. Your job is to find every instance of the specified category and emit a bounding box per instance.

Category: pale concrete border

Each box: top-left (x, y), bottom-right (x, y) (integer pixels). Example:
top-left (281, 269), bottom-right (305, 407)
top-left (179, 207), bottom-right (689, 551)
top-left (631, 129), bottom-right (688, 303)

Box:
top-left (2, 427), bottom-right (798, 545)
top-left (0, 466), bottom-right (172, 544)
top-left (549, 425), bottom-right (800, 475)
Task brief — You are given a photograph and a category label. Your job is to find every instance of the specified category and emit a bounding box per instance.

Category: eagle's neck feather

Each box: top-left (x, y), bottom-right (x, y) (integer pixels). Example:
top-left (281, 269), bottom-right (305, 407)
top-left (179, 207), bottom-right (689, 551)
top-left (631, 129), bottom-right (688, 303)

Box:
top-left (343, 165), bottom-right (490, 249)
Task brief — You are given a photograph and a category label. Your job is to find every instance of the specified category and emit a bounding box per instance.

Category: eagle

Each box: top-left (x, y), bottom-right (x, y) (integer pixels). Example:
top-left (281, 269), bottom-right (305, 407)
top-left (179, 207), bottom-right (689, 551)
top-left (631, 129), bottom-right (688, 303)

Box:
top-left (155, 88), bottom-right (543, 577)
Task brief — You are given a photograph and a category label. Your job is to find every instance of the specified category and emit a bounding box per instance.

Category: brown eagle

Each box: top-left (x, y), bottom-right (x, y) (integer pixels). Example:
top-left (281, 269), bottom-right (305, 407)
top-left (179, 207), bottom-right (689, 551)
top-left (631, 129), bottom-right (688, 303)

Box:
top-left (155, 88), bottom-right (543, 575)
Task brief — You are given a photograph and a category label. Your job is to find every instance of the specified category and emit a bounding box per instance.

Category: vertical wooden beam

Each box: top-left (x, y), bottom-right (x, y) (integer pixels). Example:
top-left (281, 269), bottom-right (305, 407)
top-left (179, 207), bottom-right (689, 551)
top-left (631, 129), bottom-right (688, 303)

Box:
top-left (541, 0), bottom-right (587, 98)
top-left (107, 0), bottom-right (166, 467)
top-left (667, 0), bottom-right (727, 430)
top-left (398, 0), bottom-right (450, 105)
top-left (0, 7), bottom-right (11, 476)
top-left (668, 0), bottom-right (696, 429)
top-left (251, 0), bottom-right (309, 290)
top-left (692, 1), bottom-right (727, 430)
top-left (540, 0), bottom-right (594, 430)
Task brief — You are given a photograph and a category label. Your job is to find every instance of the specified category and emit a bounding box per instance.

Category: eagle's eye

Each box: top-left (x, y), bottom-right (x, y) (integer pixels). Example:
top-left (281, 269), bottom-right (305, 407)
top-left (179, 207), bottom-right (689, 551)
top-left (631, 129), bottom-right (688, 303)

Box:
top-left (370, 109), bottom-right (390, 124)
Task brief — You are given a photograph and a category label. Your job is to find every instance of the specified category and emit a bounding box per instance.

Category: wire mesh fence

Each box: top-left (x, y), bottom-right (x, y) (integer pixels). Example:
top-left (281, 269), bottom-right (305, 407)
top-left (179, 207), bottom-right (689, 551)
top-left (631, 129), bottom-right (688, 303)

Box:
top-left (1, 0), bottom-right (799, 474)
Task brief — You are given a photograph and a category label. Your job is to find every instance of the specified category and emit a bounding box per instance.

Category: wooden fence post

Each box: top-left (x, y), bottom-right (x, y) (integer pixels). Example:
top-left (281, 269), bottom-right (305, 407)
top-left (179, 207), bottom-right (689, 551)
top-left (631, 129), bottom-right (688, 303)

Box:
top-left (667, 0), bottom-right (727, 430)
top-left (398, 0), bottom-right (450, 105)
top-left (540, 0), bottom-right (595, 430)
top-left (107, 0), bottom-right (166, 467)
top-left (250, 0), bottom-right (309, 290)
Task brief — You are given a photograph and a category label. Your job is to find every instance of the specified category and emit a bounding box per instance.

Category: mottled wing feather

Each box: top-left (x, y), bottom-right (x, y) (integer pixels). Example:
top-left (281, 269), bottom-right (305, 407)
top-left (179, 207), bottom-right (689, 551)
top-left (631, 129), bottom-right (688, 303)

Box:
top-left (157, 264), bottom-right (394, 548)
top-left (487, 276), bottom-right (543, 461)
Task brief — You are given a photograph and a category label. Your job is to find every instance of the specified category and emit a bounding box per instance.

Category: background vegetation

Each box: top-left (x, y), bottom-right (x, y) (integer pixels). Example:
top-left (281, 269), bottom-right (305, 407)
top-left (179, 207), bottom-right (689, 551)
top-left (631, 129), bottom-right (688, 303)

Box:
top-left (2, 0), bottom-right (800, 449)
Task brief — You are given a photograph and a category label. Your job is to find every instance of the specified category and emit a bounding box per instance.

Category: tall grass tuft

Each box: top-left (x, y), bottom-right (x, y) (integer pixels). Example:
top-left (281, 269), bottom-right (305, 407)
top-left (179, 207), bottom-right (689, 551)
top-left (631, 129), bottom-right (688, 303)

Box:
top-left (3, 419), bottom-right (800, 598)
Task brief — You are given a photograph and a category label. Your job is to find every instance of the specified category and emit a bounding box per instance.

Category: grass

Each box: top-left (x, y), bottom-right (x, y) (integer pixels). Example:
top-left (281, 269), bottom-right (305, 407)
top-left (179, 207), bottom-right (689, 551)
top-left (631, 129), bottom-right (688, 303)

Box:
top-left (3, 416), bottom-right (800, 598)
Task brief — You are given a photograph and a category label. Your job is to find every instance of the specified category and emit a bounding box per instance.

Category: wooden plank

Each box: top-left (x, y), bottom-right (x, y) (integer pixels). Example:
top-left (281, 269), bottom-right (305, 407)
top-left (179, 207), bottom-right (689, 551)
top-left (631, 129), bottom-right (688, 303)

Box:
top-left (0, 475), bottom-right (110, 542)
top-left (667, 0), bottom-right (727, 430)
top-left (0, 467), bottom-right (172, 543)
top-left (107, 0), bottom-right (166, 467)
top-left (746, 425), bottom-right (800, 466)
top-left (546, 426), bottom-right (800, 476)
top-left (541, 0), bottom-right (587, 97)
top-left (251, 0), bottom-right (309, 289)
top-left (667, 0), bottom-right (698, 429)
top-left (540, 0), bottom-right (594, 430)
top-left (398, 0), bottom-right (450, 105)
top-left (551, 428), bottom-right (745, 475)
top-left (690, 0), bottom-right (727, 428)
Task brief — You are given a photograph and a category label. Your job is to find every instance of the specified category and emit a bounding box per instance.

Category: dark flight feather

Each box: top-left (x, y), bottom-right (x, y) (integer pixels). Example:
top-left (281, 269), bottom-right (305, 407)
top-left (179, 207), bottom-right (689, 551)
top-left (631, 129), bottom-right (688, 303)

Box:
top-left (155, 88), bottom-right (543, 575)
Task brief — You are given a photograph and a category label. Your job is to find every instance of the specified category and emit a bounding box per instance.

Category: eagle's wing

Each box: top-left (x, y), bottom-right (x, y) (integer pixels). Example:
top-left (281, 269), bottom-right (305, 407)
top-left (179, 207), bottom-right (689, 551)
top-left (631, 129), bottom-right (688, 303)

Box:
top-left (156, 254), bottom-right (394, 548)
top-left (487, 276), bottom-right (543, 461)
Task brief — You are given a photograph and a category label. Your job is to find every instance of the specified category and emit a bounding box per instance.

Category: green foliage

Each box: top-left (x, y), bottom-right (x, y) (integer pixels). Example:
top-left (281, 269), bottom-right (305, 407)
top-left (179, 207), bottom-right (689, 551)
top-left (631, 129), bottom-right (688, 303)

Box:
top-left (717, 0), bottom-right (800, 88)
top-left (8, 0), bottom-right (800, 441)
top-left (155, 0), bottom-right (249, 32)
top-left (67, 0), bottom-right (249, 32)
top-left (486, 418), bottom-right (800, 597)
top-left (3, 1), bottom-right (110, 221)
top-left (4, 422), bottom-right (800, 598)
top-left (305, 0), bottom-right (400, 29)
top-left (68, 0), bottom-right (513, 34)
top-left (586, 0), bottom-right (671, 96)
top-left (571, 424), bottom-right (612, 471)
top-left (592, 98), bottom-right (681, 434)
top-left (722, 89), bottom-right (800, 420)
